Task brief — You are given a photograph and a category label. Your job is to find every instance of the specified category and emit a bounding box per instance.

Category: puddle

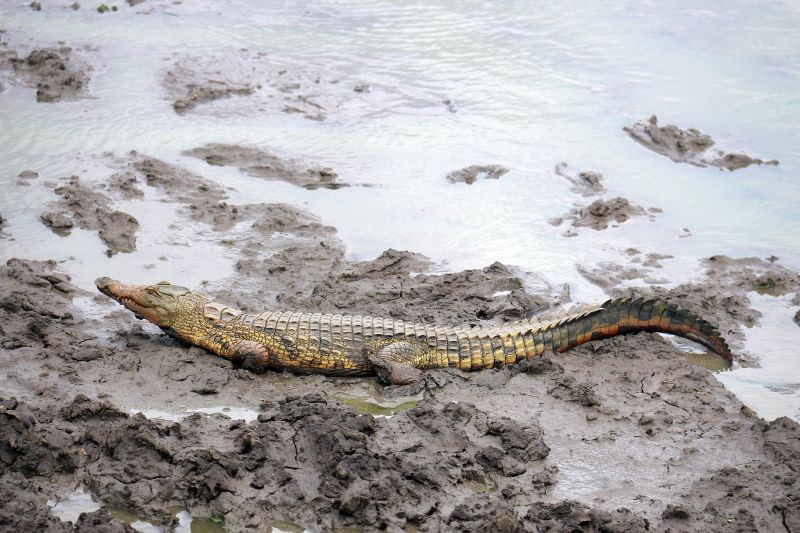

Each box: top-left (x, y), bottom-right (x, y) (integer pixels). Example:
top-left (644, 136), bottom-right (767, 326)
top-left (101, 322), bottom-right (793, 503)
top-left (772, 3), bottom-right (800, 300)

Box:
top-left (108, 508), bottom-right (163, 533)
top-left (660, 334), bottom-right (733, 372)
top-left (48, 486), bottom-right (102, 524)
top-left (187, 406), bottom-right (260, 422)
top-left (683, 352), bottom-right (732, 372)
top-left (127, 405), bottom-right (260, 423)
top-left (716, 292), bottom-right (800, 421)
top-left (174, 510), bottom-right (226, 533)
top-left (333, 383), bottom-right (419, 417)
top-left (463, 480), bottom-right (497, 494)
top-left (267, 521), bottom-right (316, 533)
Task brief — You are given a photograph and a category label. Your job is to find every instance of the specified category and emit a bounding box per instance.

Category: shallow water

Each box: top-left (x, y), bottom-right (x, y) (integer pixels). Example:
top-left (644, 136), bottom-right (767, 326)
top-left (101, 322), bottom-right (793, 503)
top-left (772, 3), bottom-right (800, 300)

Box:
top-left (48, 487), bottom-right (227, 532)
top-left (1, 1), bottom-right (798, 419)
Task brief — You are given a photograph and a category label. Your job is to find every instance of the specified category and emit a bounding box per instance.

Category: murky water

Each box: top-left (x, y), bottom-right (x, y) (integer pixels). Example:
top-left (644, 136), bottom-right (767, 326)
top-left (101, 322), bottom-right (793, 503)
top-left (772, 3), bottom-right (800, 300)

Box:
top-left (1, 1), bottom-right (798, 419)
top-left (48, 487), bottom-right (229, 532)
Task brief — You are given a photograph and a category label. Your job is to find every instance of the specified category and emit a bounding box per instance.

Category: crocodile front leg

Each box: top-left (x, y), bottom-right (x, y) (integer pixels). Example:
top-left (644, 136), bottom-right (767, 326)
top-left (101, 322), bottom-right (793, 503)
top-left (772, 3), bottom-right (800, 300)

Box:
top-left (368, 341), bottom-right (426, 397)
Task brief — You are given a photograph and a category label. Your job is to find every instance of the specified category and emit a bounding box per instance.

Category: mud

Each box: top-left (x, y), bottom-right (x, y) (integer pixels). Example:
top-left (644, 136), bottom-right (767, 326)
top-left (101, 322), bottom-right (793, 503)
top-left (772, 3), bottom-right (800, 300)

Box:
top-left (163, 50), bottom-right (452, 120)
top-left (3, 46), bottom-right (91, 102)
top-left (446, 164), bottom-right (509, 185)
top-left (16, 169), bottom-right (38, 186)
top-left (624, 115), bottom-right (779, 171)
top-left (2, 152), bottom-right (800, 531)
top-left (553, 162), bottom-right (605, 196)
top-left (39, 175), bottom-right (139, 255)
top-left (184, 143), bottom-right (348, 190)
top-left (549, 197), bottom-right (655, 236)
top-left (577, 250), bottom-right (673, 289)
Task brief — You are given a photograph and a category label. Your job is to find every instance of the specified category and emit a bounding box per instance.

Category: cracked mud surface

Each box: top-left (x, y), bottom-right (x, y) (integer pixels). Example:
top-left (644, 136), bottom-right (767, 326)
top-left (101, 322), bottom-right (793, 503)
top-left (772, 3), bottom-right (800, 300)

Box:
top-left (625, 115), bottom-right (780, 171)
top-left (2, 156), bottom-right (800, 532)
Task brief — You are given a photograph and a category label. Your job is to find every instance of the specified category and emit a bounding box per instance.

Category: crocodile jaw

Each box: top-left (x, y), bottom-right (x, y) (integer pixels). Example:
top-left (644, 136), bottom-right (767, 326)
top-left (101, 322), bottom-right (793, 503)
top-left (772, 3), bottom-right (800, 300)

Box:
top-left (95, 277), bottom-right (174, 327)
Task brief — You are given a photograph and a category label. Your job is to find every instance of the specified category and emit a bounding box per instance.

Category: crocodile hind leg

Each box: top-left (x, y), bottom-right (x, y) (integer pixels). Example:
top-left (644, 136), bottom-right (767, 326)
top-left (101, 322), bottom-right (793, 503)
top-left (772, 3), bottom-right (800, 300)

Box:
top-left (231, 339), bottom-right (272, 374)
top-left (369, 341), bottom-right (425, 397)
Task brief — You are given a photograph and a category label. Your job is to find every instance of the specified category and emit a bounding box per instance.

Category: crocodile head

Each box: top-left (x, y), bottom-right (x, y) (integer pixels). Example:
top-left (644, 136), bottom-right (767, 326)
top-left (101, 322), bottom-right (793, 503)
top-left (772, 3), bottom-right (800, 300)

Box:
top-left (95, 277), bottom-right (202, 328)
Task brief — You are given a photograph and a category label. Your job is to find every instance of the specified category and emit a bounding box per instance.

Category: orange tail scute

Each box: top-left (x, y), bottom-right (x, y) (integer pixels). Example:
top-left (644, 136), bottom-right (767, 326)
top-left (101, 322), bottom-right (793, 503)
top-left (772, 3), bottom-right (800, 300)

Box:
top-left (551, 297), bottom-right (733, 363)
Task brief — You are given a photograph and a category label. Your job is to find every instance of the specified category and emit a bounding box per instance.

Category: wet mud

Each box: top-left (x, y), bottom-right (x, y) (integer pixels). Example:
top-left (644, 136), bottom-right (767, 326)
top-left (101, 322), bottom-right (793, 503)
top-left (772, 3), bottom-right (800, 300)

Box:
top-left (16, 169), bottom-right (38, 186)
top-left (2, 154), bottom-right (800, 531)
top-left (446, 164), bottom-right (509, 185)
top-left (549, 197), bottom-right (656, 236)
top-left (184, 143), bottom-right (348, 190)
top-left (553, 162), bottom-right (605, 196)
top-left (40, 175), bottom-right (139, 255)
top-left (163, 50), bottom-right (454, 121)
top-left (625, 115), bottom-right (780, 171)
top-left (1, 45), bottom-right (90, 102)
top-left (577, 250), bottom-right (673, 289)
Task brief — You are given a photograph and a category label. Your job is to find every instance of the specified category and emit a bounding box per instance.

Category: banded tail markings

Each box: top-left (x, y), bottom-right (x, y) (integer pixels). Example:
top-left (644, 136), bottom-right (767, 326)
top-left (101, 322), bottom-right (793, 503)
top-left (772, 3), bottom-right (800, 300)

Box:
top-left (527, 298), bottom-right (732, 363)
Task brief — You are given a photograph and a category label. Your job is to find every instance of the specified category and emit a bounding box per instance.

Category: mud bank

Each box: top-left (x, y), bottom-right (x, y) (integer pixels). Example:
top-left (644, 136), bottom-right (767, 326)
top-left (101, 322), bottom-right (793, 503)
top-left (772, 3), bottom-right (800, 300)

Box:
top-left (625, 116), bottom-right (779, 171)
top-left (0, 45), bottom-right (91, 102)
top-left (2, 155), bottom-right (800, 530)
top-left (184, 143), bottom-right (348, 190)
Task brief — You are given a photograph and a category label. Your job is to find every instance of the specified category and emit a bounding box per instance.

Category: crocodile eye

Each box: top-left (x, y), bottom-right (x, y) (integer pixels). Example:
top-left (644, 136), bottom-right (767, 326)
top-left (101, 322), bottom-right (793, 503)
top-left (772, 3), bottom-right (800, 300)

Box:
top-left (157, 281), bottom-right (171, 285)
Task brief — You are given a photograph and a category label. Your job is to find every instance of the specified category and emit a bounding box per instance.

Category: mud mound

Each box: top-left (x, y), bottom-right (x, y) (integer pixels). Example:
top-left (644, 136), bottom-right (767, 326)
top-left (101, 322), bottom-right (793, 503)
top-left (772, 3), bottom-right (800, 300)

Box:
top-left (6, 46), bottom-right (90, 102)
top-left (549, 197), bottom-right (655, 236)
top-left (624, 115), bottom-right (779, 171)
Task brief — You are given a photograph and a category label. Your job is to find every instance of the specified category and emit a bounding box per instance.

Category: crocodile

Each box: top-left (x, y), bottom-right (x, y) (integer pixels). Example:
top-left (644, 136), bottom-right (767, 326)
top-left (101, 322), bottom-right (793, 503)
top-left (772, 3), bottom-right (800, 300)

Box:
top-left (96, 277), bottom-right (732, 395)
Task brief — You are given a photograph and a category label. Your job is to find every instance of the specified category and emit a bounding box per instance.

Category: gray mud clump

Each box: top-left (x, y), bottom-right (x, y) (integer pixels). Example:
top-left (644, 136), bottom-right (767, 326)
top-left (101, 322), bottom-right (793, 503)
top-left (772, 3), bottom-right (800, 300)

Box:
top-left (170, 80), bottom-right (254, 114)
top-left (446, 164), bottom-right (509, 184)
top-left (184, 143), bottom-right (347, 190)
top-left (625, 115), bottom-right (779, 171)
top-left (40, 175), bottom-right (139, 255)
top-left (550, 197), bottom-right (653, 235)
top-left (6, 47), bottom-right (90, 102)
top-left (554, 162), bottom-right (605, 196)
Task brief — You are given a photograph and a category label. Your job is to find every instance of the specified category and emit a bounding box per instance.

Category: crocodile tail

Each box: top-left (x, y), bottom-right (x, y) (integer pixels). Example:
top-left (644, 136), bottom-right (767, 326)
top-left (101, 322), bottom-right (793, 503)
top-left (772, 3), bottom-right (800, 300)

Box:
top-left (544, 297), bottom-right (732, 363)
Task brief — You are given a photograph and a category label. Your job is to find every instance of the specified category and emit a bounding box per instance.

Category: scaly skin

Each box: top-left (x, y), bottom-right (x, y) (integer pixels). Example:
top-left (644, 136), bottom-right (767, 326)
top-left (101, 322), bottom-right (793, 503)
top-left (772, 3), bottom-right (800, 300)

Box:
top-left (95, 277), bottom-right (732, 393)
